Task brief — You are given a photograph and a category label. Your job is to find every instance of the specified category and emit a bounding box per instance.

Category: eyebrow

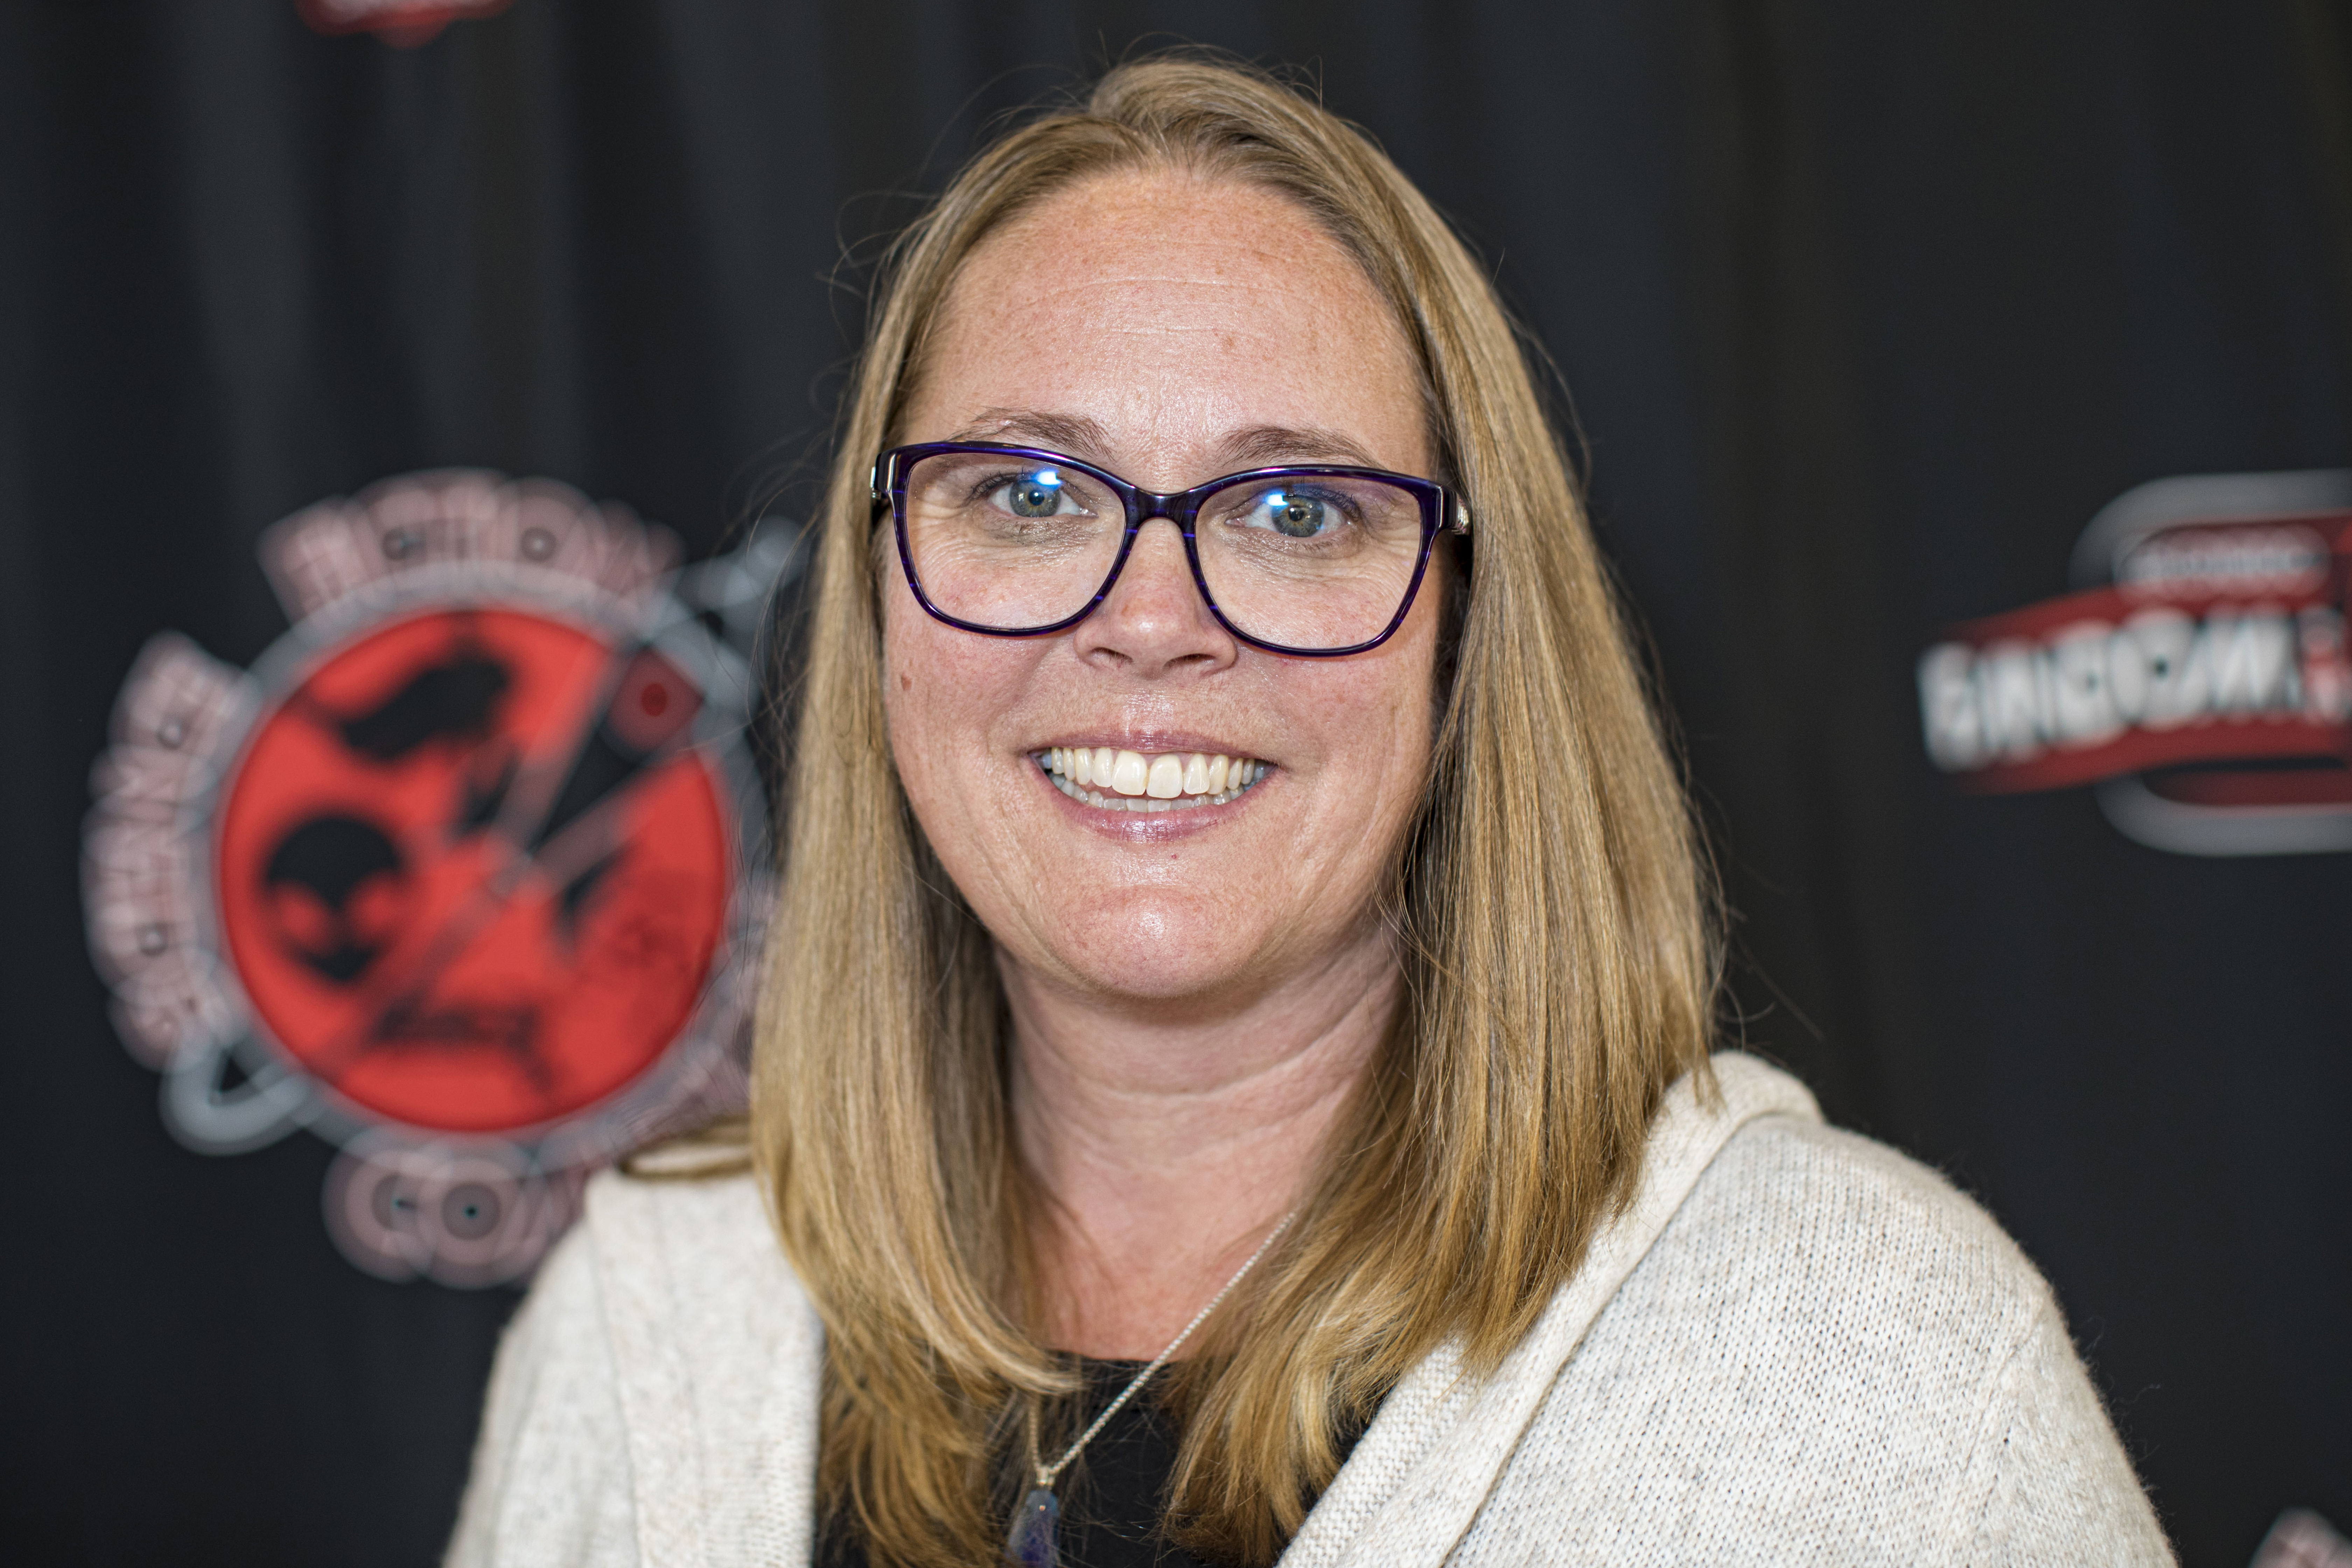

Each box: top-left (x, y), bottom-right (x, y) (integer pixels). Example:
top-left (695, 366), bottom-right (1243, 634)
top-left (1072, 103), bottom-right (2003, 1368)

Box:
top-left (1218, 424), bottom-right (1385, 470)
top-left (944, 410), bottom-right (1115, 457)
top-left (943, 410), bottom-right (1388, 477)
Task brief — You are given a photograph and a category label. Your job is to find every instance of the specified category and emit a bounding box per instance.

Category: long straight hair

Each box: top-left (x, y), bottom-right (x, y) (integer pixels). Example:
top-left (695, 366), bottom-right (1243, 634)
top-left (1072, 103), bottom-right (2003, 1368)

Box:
top-left (753, 53), bottom-right (1718, 1568)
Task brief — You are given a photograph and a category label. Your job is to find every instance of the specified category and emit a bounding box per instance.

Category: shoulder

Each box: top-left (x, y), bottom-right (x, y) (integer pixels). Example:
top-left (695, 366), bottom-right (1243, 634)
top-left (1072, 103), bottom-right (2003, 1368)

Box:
top-left (444, 1169), bottom-right (825, 1568)
top-left (1615, 1107), bottom-right (2068, 1464)
top-left (570, 1164), bottom-right (821, 1401)
top-left (1458, 1079), bottom-right (2172, 1562)
top-left (576, 1162), bottom-right (787, 1296)
top-left (1601, 1052), bottom-right (2054, 1360)
top-left (492, 1166), bottom-right (805, 1366)
top-left (1672, 1107), bottom-right (2054, 1338)
top-left (445, 1204), bottom-right (639, 1567)
top-left (569, 1163), bottom-right (824, 1438)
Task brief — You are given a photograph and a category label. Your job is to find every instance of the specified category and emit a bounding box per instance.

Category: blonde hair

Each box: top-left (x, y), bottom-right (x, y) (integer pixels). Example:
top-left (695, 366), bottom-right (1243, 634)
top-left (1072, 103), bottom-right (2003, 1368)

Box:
top-left (753, 52), bottom-right (1717, 1568)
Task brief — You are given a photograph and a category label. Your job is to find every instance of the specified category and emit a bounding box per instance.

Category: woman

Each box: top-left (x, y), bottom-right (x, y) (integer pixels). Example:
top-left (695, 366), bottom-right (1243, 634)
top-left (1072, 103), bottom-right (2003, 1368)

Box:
top-left (448, 55), bottom-right (2170, 1568)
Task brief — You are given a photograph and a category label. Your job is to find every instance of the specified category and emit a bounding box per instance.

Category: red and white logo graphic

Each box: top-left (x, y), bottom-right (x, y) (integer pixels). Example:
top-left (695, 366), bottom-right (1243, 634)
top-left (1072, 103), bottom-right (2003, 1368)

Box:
top-left (1918, 470), bottom-right (2352, 854)
top-left (84, 472), bottom-right (792, 1283)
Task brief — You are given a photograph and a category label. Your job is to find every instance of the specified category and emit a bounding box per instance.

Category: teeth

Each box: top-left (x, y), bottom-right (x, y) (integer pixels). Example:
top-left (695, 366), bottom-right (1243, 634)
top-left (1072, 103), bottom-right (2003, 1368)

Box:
top-left (1035, 748), bottom-right (1269, 811)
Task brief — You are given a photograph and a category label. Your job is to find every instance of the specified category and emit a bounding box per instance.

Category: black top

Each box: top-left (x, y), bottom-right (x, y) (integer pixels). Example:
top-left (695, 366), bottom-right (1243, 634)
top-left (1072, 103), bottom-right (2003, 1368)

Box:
top-left (820, 1358), bottom-right (1374, 1568)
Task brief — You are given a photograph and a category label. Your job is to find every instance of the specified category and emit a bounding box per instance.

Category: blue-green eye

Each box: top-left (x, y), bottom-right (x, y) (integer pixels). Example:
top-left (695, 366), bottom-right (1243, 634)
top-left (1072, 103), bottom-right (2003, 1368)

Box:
top-left (1263, 490), bottom-right (1327, 538)
top-left (1002, 469), bottom-right (1065, 518)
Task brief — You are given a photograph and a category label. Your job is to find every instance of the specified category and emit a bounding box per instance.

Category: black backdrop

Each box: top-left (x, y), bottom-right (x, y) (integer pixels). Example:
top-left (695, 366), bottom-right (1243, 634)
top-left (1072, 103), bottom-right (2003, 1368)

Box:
top-left (4, 3), bottom-right (2348, 1564)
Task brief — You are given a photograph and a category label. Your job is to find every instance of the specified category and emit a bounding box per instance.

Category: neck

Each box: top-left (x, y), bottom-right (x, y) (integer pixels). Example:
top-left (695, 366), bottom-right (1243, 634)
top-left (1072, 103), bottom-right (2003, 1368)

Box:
top-left (1002, 935), bottom-right (1398, 1358)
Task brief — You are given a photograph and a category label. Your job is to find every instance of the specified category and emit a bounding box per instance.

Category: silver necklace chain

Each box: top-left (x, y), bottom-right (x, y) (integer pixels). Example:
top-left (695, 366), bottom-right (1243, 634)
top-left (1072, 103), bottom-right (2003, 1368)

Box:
top-left (1026, 1209), bottom-right (1298, 1490)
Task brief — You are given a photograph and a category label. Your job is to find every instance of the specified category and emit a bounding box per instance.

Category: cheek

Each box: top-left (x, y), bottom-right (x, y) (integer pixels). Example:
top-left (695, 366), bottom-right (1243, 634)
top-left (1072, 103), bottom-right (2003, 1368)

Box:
top-left (880, 590), bottom-right (948, 802)
top-left (881, 589), bottom-right (1028, 799)
top-left (1349, 582), bottom-right (1448, 774)
top-left (882, 608), bottom-right (955, 794)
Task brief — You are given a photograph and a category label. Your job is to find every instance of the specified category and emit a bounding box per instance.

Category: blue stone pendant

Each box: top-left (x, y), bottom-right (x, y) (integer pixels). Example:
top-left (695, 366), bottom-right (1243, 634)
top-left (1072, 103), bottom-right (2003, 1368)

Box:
top-left (1004, 1485), bottom-right (1060, 1567)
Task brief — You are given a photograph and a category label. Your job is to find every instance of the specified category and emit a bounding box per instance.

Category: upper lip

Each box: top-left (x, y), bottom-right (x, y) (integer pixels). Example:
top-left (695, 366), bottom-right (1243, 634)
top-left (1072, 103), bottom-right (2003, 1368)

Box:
top-left (1032, 732), bottom-right (1264, 758)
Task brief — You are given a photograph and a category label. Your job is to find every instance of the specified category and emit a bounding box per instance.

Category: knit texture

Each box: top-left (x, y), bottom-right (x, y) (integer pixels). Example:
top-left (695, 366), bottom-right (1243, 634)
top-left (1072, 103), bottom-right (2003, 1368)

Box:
top-left (444, 1055), bottom-right (2171, 1566)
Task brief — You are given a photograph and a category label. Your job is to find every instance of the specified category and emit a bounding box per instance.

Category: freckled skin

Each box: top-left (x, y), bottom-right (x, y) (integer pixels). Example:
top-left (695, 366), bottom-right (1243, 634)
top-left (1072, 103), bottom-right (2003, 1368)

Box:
top-left (889, 174), bottom-right (1440, 1011)
top-left (883, 169), bottom-right (1446, 1352)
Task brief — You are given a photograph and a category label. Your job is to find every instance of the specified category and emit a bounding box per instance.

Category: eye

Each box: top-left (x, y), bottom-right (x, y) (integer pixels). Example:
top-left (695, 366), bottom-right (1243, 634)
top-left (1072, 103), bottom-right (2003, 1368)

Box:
top-left (1251, 488), bottom-right (1335, 539)
top-left (993, 468), bottom-right (1073, 519)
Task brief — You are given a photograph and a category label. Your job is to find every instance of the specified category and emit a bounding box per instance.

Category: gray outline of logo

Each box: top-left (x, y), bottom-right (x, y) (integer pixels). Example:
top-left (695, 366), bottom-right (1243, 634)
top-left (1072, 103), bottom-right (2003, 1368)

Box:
top-left (2068, 469), bottom-right (2352, 856)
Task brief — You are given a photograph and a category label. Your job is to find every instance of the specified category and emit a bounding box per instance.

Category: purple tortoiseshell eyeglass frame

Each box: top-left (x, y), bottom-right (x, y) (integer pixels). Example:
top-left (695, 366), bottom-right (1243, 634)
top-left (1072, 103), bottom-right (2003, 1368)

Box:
top-left (871, 442), bottom-right (1472, 658)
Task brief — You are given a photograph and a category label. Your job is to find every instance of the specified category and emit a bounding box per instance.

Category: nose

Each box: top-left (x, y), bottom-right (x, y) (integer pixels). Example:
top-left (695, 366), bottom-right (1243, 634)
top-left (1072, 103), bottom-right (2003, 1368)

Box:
top-left (1072, 517), bottom-right (1237, 678)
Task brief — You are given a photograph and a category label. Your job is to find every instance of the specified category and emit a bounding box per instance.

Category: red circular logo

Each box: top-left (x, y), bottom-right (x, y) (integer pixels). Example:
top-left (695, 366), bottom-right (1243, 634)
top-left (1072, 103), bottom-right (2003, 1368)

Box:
top-left (215, 606), bottom-right (733, 1134)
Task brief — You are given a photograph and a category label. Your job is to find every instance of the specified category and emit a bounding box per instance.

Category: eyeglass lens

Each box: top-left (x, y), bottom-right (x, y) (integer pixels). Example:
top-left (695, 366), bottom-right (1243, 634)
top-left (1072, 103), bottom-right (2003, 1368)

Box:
top-left (898, 450), bottom-right (1428, 651)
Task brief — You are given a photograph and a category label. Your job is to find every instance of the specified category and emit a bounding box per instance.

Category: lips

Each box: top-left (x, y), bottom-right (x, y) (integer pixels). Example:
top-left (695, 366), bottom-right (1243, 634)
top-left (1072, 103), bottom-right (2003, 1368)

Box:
top-left (1037, 746), bottom-right (1267, 812)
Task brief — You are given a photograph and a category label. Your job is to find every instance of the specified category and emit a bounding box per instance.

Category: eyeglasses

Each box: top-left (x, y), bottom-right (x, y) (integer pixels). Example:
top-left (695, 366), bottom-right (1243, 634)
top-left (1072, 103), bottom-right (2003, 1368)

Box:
top-left (872, 443), bottom-right (1471, 657)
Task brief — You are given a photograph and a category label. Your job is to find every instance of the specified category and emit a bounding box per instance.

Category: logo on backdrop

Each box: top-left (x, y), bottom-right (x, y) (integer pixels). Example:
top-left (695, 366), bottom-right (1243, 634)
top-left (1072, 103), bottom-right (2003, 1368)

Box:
top-left (1917, 469), bottom-right (2352, 855)
top-left (84, 472), bottom-right (797, 1284)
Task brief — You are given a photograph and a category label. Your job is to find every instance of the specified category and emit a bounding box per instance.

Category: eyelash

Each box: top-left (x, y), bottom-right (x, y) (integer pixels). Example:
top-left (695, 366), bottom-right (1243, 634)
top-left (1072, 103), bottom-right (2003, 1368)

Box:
top-left (971, 472), bottom-right (1074, 508)
top-left (964, 472), bottom-right (1363, 528)
top-left (1228, 486), bottom-right (1360, 527)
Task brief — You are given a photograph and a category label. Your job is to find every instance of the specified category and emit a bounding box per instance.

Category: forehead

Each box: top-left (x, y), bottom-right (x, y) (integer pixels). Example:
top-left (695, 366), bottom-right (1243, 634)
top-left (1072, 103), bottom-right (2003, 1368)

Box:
top-left (910, 168), bottom-right (1430, 477)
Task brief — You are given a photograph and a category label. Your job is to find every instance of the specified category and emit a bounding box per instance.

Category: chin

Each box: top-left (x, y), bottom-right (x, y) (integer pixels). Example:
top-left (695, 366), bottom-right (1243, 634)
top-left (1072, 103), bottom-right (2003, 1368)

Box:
top-left (1071, 961), bottom-right (1240, 1006)
top-left (1043, 906), bottom-right (1262, 1004)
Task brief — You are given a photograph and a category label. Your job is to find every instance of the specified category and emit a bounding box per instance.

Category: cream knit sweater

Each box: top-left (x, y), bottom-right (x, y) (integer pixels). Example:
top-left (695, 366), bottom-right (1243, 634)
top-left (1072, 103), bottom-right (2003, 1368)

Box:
top-left (446, 1055), bottom-right (2172, 1566)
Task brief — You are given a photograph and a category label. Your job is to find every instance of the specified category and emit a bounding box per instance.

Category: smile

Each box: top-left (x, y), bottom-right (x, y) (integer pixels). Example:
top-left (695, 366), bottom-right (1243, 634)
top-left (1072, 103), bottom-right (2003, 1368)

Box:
top-left (1036, 747), bottom-right (1268, 812)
